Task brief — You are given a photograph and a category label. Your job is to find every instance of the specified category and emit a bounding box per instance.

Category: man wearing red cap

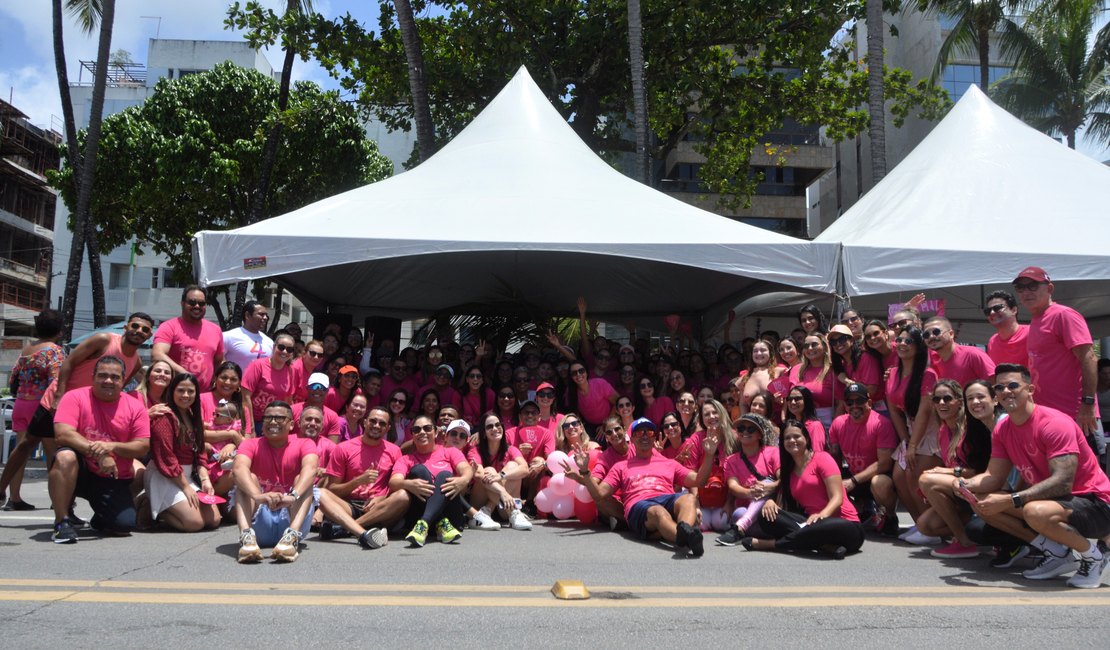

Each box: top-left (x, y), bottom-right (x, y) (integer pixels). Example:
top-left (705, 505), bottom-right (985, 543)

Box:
top-left (1014, 266), bottom-right (1102, 455)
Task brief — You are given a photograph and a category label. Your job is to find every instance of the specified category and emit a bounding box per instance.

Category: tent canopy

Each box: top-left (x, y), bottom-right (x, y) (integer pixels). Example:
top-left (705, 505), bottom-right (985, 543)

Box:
top-left (193, 67), bottom-right (837, 324)
top-left (818, 85), bottom-right (1110, 299)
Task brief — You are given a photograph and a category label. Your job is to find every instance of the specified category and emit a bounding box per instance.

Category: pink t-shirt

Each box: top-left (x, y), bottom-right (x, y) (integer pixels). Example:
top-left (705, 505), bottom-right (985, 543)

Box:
top-left (602, 454), bottom-right (691, 519)
top-left (936, 421), bottom-right (966, 469)
top-left (723, 446), bottom-right (781, 505)
top-left (467, 444), bottom-right (524, 473)
top-left (885, 367), bottom-right (938, 415)
top-left (677, 430), bottom-right (726, 471)
top-left (460, 388), bottom-right (496, 426)
top-left (421, 384), bottom-right (462, 411)
top-left (828, 409), bottom-right (897, 474)
top-left (507, 424), bottom-right (556, 463)
top-left (54, 387), bottom-right (149, 480)
top-left (789, 364), bottom-right (834, 408)
top-left (241, 359), bottom-right (297, 421)
top-left (846, 353), bottom-right (881, 388)
top-left (992, 405), bottom-right (1110, 503)
top-left (40, 334), bottom-right (141, 409)
top-left (591, 445), bottom-right (634, 479)
top-left (291, 402), bottom-right (341, 439)
top-left (288, 357), bottom-right (321, 402)
top-left (574, 378), bottom-right (616, 423)
top-left (325, 437), bottom-right (403, 500)
top-left (933, 345), bottom-right (995, 388)
top-left (153, 317), bottom-right (224, 390)
top-left (393, 445), bottom-right (467, 478)
top-left (381, 375), bottom-right (422, 402)
top-left (236, 435), bottom-right (316, 493)
top-left (988, 325), bottom-right (1030, 367)
top-left (805, 419), bottom-right (827, 454)
top-left (299, 435), bottom-right (336, 470)
top-left (787, 451), bottom-right (858, 521)
top-left (1027, 303), bottom-right (1097, 419)
top-left (644, 397), bottom-right (675, 426)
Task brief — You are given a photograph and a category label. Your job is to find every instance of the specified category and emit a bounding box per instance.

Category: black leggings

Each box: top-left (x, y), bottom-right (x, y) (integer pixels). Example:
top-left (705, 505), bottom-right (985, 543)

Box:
top-left (762, 510), bottom-right (865, 554)
top-left (407, 466), bottom-right (467, 528)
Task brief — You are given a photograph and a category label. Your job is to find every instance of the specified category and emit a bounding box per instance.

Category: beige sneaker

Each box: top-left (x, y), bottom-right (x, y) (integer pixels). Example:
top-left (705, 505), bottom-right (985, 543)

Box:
top-left (238, 528), bottom-right (263, 563)
top-left (271, 527), bottom-right (302, 563)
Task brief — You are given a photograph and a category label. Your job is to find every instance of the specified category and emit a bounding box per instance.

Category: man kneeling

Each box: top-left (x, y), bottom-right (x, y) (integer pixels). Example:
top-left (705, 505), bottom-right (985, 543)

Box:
top-left (231, 401), bottom-right (319, 563)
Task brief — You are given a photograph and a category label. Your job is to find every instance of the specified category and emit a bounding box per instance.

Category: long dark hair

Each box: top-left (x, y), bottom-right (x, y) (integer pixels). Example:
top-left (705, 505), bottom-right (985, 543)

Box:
top-left (478, 412), bottom-right (509, 469)
top-left (564, 359), bottom-right (588, 415)
top-left (165, 372), bottom-right (204, 462)
top-left (460, 364), bottom-right (489, 416)
top-left (897, 326), bottom-right (928, 418)
top-left (830, 335), bottom-right (864, 377)
top-left (632, 375), bottom-right (657, 418)
top-left (798, 303), bottom-right (827, 334)
top-left (777, 419), bottom-right (812, 514)
top-left (209, 360), bottom-right (249, 432)
top-left (962, 379), bottom-right (996, 473)
top-left (862, 318), bottom-right (889, 367)
top-left (785, 385), bottom-right (818, 424)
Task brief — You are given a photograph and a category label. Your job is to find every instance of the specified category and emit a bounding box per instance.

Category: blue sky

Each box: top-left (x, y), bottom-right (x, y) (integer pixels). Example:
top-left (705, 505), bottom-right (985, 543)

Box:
top-left (0, 0), bottom-right (378, 130)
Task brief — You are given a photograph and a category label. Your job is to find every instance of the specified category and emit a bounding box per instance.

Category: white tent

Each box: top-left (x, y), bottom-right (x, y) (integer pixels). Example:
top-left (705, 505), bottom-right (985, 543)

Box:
top-left (816, 85), bottom-right (1110, 333)
top-left (192, 67), bottom-right (838, 325)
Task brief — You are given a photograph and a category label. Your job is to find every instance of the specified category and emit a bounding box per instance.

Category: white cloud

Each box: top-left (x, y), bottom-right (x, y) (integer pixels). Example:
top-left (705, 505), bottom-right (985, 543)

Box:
top-left (0, 65), bottom-right (64, 132)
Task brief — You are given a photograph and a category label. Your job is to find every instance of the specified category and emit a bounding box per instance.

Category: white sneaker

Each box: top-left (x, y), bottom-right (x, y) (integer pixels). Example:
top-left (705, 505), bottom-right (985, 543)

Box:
top-left (468, 509), bottom-right (501, 531)
top-left (903, 529), bottom-right (942, 546)
top-left (1067, 552), bottom-right (1110, 588)
top-left (1024, 550), bottom-right (1079, 580)
top-left (898, 525), bottom-right (918, 541)
top-left (509, 509), bottom-right (533, 531)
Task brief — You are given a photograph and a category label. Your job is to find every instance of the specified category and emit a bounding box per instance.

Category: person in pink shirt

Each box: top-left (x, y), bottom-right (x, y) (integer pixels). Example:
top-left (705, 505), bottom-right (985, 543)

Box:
top-left (567, 416), bottom-right (635, 527)
top-left (566, 360), bottom-right (617, 431)
top-left (152, 285), bottom-right (225, 391)
top-left (743, 419), bottom-right (864, 559)
top-left (48, 356), bottom-right (151, 544)
top-left (783, 386), bottom-right (827, 453)
top-left (297, 405), bottom-right (337, 471)
top-left (568, 418), bottom-right (717, 557)
top-left (289, 339), bottom-right (326, 403)
top-left (633, 375), bottom-right (673, 428)
top-left (511, 402), bottom-right (558, 504)
top-left (984, 291), bottom-right (1029, 367)
top-left (1013, 267), bottom-right (1101, 448)
top-left (790, 334), bottom-right (836, 428)
top-left (361, 369), bottom-right (385, 410)
top-left (324, 365), bottom-right (362, 415)
top-left (339, 394), bottom-right (369, 442)
top-left (828, 324), bottom-right (882, 414)
top-left (241, 332), bottom-right (298, 433)
top-left (422, 364), bottom-right (461, 411)
top-left (924, 316), bottom-right (996, 389)
top-left (717, 413), bottom-right (781, 546)
top-left (291, 373), bottom-right (342, 441)
top-left (316, 405), bottom-right (404, 550)
top-left (380, 357), bottom-right (422, 402)
top-left (827, 384), bottom-right (898, 536)
top-left (231, 400), bottom-right (319, 563)
top-left (459, 365), bottom-right (495, 427)
top-left (391, 415), bottom-right (474, 547)
top-left (466, 413), bottom-right (532, 531)
top-left (960, 364), bottom-right (1110, 588)
top-left (861, 319), bottom-right (898, 413)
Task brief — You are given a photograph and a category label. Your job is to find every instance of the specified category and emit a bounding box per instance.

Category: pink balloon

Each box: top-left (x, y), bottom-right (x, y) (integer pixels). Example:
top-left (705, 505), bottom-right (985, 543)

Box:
top-left (534, 489), bottom-right (553, 513)
top-left (548, 473), bottom-right (574, 496)
top-left (552, 495), bottom-right (575, 519)
top-left (573, 483), bottom-right (592, 504)
top-left (663, 314), bottom-right (681, 331)
top-left (546, 451), bottom-right (571, 475)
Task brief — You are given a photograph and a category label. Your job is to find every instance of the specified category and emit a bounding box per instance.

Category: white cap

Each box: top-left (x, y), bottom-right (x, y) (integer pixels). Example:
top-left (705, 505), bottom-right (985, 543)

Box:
top-left (446, 419), bottom-right (471, 435)
top-left (307, 372), bottom-right (330, 388)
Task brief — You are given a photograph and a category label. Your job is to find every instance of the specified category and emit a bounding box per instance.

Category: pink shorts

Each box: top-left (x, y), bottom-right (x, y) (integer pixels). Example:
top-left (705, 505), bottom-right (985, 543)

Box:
top-left (11, 398), bottom-right (39, 431)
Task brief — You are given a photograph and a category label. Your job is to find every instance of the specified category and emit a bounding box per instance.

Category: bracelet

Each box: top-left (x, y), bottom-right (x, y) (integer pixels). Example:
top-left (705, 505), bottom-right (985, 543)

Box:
top-left (848, 476), bottom-right (858, 488)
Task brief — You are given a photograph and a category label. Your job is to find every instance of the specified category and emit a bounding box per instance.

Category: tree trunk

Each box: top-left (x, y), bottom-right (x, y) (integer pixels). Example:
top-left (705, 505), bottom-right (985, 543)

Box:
top-left (395, 0), bottom-right (436, 163)
top-left (53, 0), bottom-right (85, 340)
top-left (627, 0), bottom-right (650, 185)
top-left (82, 0), bottom-right (115, 329)
top-left (977, 25), bottom-right (990, 91)
top-left (866, 0), bottom-right (887, 184)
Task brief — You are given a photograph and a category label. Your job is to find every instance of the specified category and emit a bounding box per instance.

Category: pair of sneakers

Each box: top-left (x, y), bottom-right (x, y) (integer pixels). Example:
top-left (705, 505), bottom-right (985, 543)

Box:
top-left (675, 521), bottom-right (704, 557)
top-left (405, 518), bottom-right (462, 547)
top-left (1022, 543), bottom-right (1110, 589)
top-left (238, 527), bottom-right (302, 563)
top-left (468, 506), bottom-right (533, 531)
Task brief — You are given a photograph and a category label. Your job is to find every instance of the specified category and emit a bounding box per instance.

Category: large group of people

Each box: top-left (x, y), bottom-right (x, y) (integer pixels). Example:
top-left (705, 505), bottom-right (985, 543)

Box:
top-left (4, 267), bottom-right (1110, 588)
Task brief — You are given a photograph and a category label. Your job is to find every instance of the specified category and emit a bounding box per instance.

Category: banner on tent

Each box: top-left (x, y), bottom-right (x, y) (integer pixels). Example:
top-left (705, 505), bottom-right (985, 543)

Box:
top-left (888, 299), bottom-right (945, 320)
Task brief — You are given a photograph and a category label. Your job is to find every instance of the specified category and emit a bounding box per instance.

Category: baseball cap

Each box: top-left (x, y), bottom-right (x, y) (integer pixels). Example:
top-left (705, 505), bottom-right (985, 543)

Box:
top-left (1013, 266), bottom-right (1050, 283)
top-left (447, 419), bottom-right (471, 435)
top-left (338, 365), bottom-right (359, 375)
top-left (630, 417), bottom-right (657, 433)
top-left (435, 364), bottom-right (455, 379)
top-left (307, 372), bottom-right (330, 388)
top-left (844, 383), bottom-right (869, 399)
top-left (828, 324), bottom-right (854, 338)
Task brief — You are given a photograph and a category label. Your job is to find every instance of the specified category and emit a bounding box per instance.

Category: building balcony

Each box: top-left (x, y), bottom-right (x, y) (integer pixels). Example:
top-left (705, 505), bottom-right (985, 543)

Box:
top-left (659, 189), bottom-right (807, 221)
top-left (664, 140), bottom-right (834, 175)
top-left (0, 258), bottom-right (47, 288)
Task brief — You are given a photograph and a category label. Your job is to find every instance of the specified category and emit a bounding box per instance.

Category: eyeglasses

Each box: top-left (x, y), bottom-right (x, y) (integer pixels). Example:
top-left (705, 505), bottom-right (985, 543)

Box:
top-left (262, 415), bottom-right (289, 422)
top-left (1013, 281), bottom-right (1042, 292)
top-left (275, 344), bottom-right (295, 353)
top-left (677, 398), bottom-right (695, 404)
top-left (630, 428), bottom-right (654, 437)
top-left (185, 299), bottom-right (207, 307)
top-left (447, 430), bottom-right (469, 438)
top-left (802, 342), bottom-right (822, 349)
top-left (787, 395), bottom-right (804, 402)
top-left (922, 328), bottom-right (945, 340)
top-left (307, 350), bottom-right (325, 358)
top-left (983, 304), bottom-right (1007, 316)
top-left (412, 424), bottom-right (436, 433)
top-left (467, 373), bottom-right (483, 380)
top-left (841, 315), bottom-right (861, 324)
top-left (390, 397), bottom-right (407, 405)
top-left (604, 427), bottom-right (624, 436)
top-left (485, 422), bottom-right (502, 430)
top-left (828, 336), bottom-right (850, 346)
top-left (639, 382), bottom-right (653, 389)
top-left (536, 390), bottom-right (555, 399)
top-left (736, 424), bottom-right (760, 434)
top-left (498, 393), bottom-right (515, 399)
top-left (561, 420), bottom-right (582, 430)
top-left (366, 418), bottom-right (389, 427)
top-left (845, 397), bottom-right (868, 406)
top-left (993, 381), bottom-right (1023, 393)
top-left (308, 383), bottom-right (326, 391)
top-left (889, 318), bottom-right (912, 331)
top-left (127, 322), bottom-right (152, 334)
top-left (571, 368), bottom-right (588, 376)
top-left (662, 421), bottom-right (681, 430)
top-left (894, 337), bottom-right (913, 345)
top-left (931, 394), bottom-right (957, 404)
top-left (617, 402), bottom-right (633, 409)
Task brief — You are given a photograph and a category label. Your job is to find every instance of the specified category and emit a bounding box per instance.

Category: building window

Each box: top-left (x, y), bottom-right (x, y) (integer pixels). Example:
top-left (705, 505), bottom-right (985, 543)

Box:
top-left (108, 263), bottom-right (128, 290)
top-left (941, 64), bottom-right (1011, 101)
top-left (161, 268), bottom-right (183, 289)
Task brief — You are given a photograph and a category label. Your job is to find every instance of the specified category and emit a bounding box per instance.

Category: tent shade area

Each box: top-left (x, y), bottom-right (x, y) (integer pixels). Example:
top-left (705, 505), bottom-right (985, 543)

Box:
top-left (817, 85), bottom-right (1110, 314)
top-left (193, 67), bottom-right (837, 325)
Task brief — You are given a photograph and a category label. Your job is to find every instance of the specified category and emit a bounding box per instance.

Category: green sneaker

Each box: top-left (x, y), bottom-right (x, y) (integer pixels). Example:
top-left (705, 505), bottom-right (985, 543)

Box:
top-left (437, 518), bottom-right (461, 544)
top-left (405, 520), bottom-right (429, 547)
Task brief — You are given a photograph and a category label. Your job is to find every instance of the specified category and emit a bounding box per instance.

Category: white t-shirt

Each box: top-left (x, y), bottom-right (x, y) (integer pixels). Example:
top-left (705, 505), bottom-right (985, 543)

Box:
top-left (222, 326), bottom-right (273, 373)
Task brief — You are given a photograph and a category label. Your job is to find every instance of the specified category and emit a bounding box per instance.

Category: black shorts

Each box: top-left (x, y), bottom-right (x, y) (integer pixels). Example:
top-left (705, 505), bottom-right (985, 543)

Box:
top-left (1055, 494), bottom-right (1110, 539)
top-left (63, 448), bottom-right (138, 533)
top-left (27, 405), bottom-right (55, 439)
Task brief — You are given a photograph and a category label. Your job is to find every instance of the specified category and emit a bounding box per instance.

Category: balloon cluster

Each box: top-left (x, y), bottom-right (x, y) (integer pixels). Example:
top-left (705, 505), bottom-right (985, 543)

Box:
top-left (533, 451), bottom-right (597, 524)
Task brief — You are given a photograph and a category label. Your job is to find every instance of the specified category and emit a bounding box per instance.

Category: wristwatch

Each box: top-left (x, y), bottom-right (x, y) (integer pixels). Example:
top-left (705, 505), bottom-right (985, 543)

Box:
top-left (1081, 396), bottom-right (1096, 405)
top-left (289, 488), bottom-right (300, 500)
top-left (953, 467), bottom-right (963, 478)
top-left (1011, 492), bottom-right (1024, 508)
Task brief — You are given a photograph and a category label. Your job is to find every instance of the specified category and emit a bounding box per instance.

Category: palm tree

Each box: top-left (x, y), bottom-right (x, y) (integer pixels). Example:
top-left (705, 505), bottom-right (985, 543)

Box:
top-left (993, 0), bottom-right (1110, 149)
top-left (867, 0), bottom-right (887, 183)
top-left (395, 0), bottom-right (436, 163)
top-left (917, 0), bottom-right (1024, 92)
top-left (55, 0), bottom-right (114, 337)
top-left (627, 0), bottom-right (650, 185)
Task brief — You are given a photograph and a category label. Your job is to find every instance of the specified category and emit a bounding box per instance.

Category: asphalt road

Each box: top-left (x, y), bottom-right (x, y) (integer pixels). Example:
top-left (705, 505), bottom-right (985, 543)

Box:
top-left (1, 474), bottom-right (1108, 648)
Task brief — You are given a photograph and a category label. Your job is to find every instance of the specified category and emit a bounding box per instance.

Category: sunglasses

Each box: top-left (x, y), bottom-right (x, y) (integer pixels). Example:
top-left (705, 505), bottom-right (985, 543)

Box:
top-left (390, 397), bottom-right (407, 405)
top-left (185, 299), bottom-right (207, 307)
top-left (307, 350), bottom-right (325, 358)
top-left (127, 322), bottom-right (152, 334)
top-left (536, 390), bottom-right (555, 399)
top-left (663, 421), bottom-right (681, 430)
top-left (366, 417), bottom-right (389, 427)
top-left (561, 420), bottom-right (582, 430)
top-left (931, 394), bottom-right (957, 404)
top-left (617, 402), bottom-right (633, 409)
top-left (736, 424), bottom-right (760, 434)
top-left (787, 395), bottom-right (804, 402)
top-left (262, 415), bottom-right (289, 422)
top-left (275, 344), bottom-right (295, 353)
top-left (630, 428), bottom-right (655, 437)
top-left (467, 373), bottom-right (483, 380)
top-left (983, 304), bottom-right (1007, 316)
top-left (803, 342), bottom-right (822, 349)
top-left (571, 368), bottom-right (588, 376)
top-left (889, 318), bottom-right (912, 331)
top-left (922, 328), bottom-right (945, 340)
top-left (412, 424), bottom-right (436, 433)
top-left (484, 422), bottom-right (502, 430)
top-left (1013, 281), bottom-right (1042, 292)
top-left (894, 337), bottom-right (913, 345)
top-left (639, 382), bottom-right (653, 389)
top-left (447, 430), bottom-right (469, 438)
top-left (993, 381), bottom-right (1023, 393)
top-left (498, 393), bottom-right (515, 399)
top-left (307, 383), bottom-right (326, 391)
top-left (828, 336), bottom-right (850, 346)
top-left (604, 427), bottom-right (624, 436)
top-left (841, 315), bottom-right (861, 323)
top-left (677, 398), bottom-right (695, 404)
top-left (845, 397), bottom-right (868, 405)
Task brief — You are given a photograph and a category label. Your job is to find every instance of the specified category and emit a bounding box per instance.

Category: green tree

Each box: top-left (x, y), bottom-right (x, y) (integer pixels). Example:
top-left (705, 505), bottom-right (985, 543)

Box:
top-left (993, 0), bottom-right (1110, 148)
top-left (48, 62), bottom-right (393, 327)
top-left (231, 1), bottom-right (948, 209)
top-left (917, 0), bottom-right (1025, 92)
